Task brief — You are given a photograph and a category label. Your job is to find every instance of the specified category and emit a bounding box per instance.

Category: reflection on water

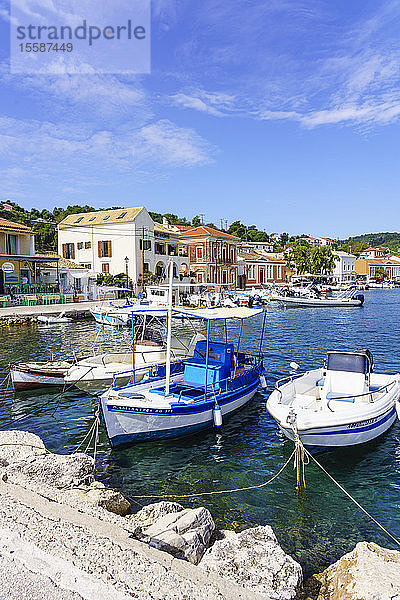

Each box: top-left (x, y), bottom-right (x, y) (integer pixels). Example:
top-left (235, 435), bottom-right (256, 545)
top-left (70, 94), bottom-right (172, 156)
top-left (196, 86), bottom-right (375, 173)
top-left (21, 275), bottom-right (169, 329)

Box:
top-left (0, 290), bottom-right (400, 576)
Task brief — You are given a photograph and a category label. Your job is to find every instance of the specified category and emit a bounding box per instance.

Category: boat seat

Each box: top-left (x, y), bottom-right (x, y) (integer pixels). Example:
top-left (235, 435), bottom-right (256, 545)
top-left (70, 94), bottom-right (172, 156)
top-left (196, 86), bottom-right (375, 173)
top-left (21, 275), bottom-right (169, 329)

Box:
top-left (294, 394), bottom-right (316, 408)
top-left (322, 370), bottom-right (367, 402)
top-left (326, 392), bottom-right (355, 402)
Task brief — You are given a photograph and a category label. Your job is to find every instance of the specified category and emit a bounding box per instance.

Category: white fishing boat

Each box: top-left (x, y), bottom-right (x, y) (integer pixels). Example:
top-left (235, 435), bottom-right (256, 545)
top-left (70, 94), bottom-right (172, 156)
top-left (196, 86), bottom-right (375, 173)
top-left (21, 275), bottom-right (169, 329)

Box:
top-left (65, 333), bottom-right (204, 394)
top-left (100, 306), bottom-right (266, 447)
top-left (10, 360), bottom-right (72, 391)
top-left (271, 286), bottom-right (364, 307)
top-left (267, 349), bottom-right (400, 447)
top-left (100, 263), bottom-right (267, 447)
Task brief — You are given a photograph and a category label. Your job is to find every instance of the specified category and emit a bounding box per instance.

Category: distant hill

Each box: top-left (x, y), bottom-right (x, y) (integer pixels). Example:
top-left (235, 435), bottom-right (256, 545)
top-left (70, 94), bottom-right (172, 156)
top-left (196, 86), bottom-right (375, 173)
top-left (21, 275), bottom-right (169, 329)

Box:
top-left (340, 232), bottom-right (400, 253)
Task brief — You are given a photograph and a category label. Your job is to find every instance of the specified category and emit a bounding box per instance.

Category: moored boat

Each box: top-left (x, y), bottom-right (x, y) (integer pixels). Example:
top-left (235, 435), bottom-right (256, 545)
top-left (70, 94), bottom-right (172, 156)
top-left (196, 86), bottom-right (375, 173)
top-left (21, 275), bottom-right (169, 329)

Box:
top-left (271, 286), bottom-right (364, 307)
top-left (10, 360), bottom-right (72, 391)
top-left (267, 349), bottom-right (400, 447)
top-left (100, 305), bottom-right (267, 448)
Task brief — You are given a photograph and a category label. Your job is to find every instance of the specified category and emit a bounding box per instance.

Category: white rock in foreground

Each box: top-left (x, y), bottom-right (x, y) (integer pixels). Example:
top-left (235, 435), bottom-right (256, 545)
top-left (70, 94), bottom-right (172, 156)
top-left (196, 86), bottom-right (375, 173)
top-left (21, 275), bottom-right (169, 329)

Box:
top-left (0, 430), bottom-right (46, 464)
top-left (310, 541), bottom-right (400, 600)
top-left (199, 526), bottom-right (302, 600)
top-left (131, 501), bottom-right (215, 564)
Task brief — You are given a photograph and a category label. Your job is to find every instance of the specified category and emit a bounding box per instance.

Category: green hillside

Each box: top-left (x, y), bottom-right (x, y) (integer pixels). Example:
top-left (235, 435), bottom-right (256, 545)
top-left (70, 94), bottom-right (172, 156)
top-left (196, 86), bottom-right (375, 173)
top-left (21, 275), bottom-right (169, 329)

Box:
top-left (339, 232), bottom-right (400, 254)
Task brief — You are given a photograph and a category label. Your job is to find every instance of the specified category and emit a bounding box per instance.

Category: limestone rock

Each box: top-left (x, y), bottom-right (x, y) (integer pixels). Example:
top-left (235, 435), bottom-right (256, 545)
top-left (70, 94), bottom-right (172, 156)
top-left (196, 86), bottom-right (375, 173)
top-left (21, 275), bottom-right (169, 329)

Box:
top-left (130, 501), bottom-right (215, 564)
top-left (70, 481), bottom-right (131, 516)
top-left (307, 541), bottom-right (400, 600)
top-left (129, 501), bottom-right (184, 529)
top-left (0, 430), bottom-right (46, 465)
top-left (5, 452), bottom-right (94, 489)
top-left (199, 525), bottom-right (302, 600)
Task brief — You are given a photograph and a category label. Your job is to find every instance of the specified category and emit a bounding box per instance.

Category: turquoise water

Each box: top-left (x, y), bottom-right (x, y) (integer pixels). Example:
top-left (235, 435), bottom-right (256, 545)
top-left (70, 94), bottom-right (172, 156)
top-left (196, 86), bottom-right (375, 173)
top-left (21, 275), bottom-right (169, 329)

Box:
top-left (0, 289), bottom-right (399, 576)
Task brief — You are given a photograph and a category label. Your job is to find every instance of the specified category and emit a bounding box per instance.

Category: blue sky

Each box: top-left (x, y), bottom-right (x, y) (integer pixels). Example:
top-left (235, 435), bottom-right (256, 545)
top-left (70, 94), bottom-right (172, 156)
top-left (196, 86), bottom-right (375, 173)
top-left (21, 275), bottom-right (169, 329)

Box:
top-left (0, 0), bottom-right (400, 237)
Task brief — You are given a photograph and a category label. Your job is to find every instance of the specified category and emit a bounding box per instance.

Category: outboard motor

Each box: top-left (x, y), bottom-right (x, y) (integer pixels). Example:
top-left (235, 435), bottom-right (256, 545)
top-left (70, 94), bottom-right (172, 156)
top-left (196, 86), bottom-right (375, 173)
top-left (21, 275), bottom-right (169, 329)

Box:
top-left (248, 296), bottom-right (254, 308)
top-left (353, 293), bottom-right (364, 305)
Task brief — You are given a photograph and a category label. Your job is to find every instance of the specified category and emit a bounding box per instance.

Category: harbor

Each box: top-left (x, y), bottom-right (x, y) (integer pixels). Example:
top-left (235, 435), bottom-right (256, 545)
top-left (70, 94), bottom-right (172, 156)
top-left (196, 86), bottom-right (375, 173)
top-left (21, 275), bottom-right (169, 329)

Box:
top-left (1, 288), bottom-right (400, 588)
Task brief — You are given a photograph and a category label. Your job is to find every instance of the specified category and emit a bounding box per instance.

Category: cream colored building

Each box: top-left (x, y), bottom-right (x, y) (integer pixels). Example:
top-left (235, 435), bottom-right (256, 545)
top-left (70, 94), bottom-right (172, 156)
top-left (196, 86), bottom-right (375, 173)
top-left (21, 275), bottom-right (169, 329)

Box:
top-left (57, 207), bottom-right (189, 286)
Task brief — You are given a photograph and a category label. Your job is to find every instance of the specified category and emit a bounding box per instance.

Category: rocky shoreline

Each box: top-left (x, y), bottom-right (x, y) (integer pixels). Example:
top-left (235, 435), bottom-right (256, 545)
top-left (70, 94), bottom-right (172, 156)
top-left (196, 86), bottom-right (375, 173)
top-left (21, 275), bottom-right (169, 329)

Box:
top-left (0, 430), bottom-right (399, 600)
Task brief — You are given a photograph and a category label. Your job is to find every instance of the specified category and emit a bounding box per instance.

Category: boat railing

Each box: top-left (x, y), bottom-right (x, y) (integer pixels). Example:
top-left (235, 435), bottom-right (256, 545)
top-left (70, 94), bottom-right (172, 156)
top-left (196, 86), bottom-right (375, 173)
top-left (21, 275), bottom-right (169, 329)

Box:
top-left (326, 379), bottom-right (397, 411)
top-left (111, 358), bottom-right (185, 387)
top-left (274, 372), bottom-right (307, 403)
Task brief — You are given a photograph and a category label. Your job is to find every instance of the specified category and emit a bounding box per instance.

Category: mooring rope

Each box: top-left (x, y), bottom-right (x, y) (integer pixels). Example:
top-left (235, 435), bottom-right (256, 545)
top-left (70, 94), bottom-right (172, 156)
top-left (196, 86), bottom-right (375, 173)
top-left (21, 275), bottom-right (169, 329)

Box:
top-left (303, 446), bottom-right (400, 548)
top-left (129, 449), bottom-right (296, 499)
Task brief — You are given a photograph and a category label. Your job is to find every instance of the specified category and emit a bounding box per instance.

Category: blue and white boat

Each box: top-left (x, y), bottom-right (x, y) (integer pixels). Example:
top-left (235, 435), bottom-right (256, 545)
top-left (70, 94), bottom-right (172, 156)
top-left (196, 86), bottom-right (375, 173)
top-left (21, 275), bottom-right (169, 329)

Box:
top-left (90, 300), bottom-right (168, 327)
top-left (100, 305), bottom-right (267, 447)
top-left (267, 349), bottom-right (400, 447)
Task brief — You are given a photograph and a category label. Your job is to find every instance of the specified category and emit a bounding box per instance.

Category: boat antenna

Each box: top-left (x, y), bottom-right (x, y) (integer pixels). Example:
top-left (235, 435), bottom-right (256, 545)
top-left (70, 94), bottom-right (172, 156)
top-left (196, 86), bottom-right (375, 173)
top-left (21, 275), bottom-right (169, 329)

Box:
top-left (165, 260), bottom-right (174, 396)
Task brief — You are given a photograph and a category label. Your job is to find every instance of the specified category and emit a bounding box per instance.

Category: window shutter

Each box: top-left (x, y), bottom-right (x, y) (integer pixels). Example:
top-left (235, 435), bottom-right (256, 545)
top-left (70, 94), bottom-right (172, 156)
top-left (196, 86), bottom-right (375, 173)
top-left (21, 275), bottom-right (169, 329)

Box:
top-left (71, 243), bottom-right (75, 260)
top-left (62, 244), bottom-right (66, 258)
top-left (108, 241), bottom-right (112, 257)
top-left (98, 241), bottom-right (102, 257)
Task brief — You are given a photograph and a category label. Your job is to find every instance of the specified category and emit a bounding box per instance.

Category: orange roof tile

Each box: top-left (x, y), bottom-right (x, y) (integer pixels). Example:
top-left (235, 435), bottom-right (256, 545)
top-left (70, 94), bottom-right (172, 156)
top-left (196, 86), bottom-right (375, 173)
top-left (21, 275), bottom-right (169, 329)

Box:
top-left (180, 226), bottom-right (239, 240)
top-left (0, 218), bottom-right (33, 233)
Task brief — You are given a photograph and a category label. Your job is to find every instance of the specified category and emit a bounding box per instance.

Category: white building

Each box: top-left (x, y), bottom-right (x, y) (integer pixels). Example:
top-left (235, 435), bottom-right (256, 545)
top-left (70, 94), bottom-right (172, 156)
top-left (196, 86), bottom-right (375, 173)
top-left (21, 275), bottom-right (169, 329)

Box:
top-left (304, 236), bottom-right (334, 248)
top-left (239, 241), bottom-right (274, 254)
top-left (331, 251), bottom-right (357, 283)
top-left (57, 207), bottom-right (189, 288)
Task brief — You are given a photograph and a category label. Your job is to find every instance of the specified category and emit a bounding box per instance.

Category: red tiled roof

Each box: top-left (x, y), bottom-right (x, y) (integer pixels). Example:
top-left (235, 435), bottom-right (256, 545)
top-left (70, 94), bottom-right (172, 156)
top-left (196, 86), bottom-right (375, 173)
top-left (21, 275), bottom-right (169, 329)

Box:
top-left (0, 218), bottom-right (33, 233)
top-left (179, 226), bottom-right (239, 240)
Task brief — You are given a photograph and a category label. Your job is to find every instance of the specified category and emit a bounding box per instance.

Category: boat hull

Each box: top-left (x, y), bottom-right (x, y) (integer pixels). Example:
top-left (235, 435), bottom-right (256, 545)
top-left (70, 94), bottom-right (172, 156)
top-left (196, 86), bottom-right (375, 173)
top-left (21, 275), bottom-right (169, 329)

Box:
top-left (273, 297), bottom-right (363, 307)
top-left (10, 364), bottom-right (68, 391)
top-left (101, 380), bottom-right (259, 447)
top-left (274, 405), bottom-right (397, 447)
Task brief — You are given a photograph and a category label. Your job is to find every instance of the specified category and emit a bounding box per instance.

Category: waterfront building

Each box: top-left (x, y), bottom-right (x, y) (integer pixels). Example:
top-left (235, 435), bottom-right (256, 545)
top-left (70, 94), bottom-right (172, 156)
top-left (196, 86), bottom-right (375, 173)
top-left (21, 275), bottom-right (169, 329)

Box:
top-left (331, 251), bottom-right (357, 283)
top-left (36, 256), bottom-right (92, 300)
top-left (178, 226), bottom-right (239, 285)
top-left (237, 251), bottom-right (288, 289)
top-left (57, 207), bottom-right (189, 287)
top-left (356, 256), bottom-right (400, 281)
top-left (0, 217), bottom-right (60, 294)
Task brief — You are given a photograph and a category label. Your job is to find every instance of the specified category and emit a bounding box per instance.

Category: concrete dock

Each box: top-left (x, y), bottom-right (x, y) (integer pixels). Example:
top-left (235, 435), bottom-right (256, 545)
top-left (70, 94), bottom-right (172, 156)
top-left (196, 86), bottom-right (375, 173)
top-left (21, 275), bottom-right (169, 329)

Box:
top-left (0, 300), bottom-right (102, 320)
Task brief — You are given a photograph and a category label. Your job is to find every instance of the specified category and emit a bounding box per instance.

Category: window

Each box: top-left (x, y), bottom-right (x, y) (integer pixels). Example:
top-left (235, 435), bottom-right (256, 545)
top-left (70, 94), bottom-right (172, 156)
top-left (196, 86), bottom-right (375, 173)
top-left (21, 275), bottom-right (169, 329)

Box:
top-left (139, 240), bottom-right (151, 251)
top-left (62, 243), bottom-right (75, 260)
top-left (117, 212), bottom-right (127, 219)
top-left (143, 263), bottom-right (149, 273)
top-left (196, 247), bottom-right (203, 260)
top-left (6, 234), bottom-right (17, 255)
top-left (103, 215), bottom-right (110, 220)
top-left (197, 272), bottom-right (204, 283)
top-left (81, 263), bottom-right (92, 270)
top-left (75, 217), bottom-right (84, 223)
top-left (77, 242), bottom-right (83, 250)
top-left (102, 263), bottom-right (109, 273)
top-left (85, 241), bottom-right (91, 249)
top-left (98, 241), bottom-right (112, 258)
top-left (89, 217), bottom-right (95, 222)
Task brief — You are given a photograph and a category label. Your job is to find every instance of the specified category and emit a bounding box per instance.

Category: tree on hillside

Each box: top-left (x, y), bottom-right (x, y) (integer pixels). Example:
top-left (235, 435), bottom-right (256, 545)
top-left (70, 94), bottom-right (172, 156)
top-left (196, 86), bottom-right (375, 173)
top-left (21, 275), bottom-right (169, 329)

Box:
top-left (340, 241), bottom-right (368, 256)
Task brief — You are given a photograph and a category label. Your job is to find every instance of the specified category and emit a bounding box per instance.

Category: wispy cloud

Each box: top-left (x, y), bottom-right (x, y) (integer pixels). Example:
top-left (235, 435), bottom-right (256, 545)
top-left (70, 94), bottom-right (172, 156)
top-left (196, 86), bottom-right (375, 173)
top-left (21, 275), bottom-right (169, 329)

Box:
top-left (166, 0), bottom-right (400, 129)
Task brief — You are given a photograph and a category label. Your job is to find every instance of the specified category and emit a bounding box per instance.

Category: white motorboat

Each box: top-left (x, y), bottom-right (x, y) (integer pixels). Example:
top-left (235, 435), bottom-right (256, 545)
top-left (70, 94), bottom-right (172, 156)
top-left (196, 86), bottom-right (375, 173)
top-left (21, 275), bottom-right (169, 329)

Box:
top-left (100, 306), bottom-right (267, 447)
top-left (271, 286), bottom-right (364, 307)
top-left (65, 333), bottom-right (204, 394)
top-left (90, 300), bottom-right (167, 327)
top-left (10, 360), bottom-right (72, 391)
top-left (267, 349), bottom-right (400, 447)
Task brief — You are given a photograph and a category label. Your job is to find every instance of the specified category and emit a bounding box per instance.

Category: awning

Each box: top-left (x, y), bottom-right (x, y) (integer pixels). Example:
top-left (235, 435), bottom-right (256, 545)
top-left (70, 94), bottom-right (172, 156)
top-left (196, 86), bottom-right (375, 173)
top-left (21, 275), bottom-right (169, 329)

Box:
top-left (171, 307), bottom-right (264, 320)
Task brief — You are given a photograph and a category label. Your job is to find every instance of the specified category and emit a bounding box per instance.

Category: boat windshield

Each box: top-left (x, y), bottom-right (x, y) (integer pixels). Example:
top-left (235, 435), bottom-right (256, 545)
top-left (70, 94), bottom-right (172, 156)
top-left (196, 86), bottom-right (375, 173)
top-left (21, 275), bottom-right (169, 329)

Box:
top-left (327, 352), bottom-right (369, 374)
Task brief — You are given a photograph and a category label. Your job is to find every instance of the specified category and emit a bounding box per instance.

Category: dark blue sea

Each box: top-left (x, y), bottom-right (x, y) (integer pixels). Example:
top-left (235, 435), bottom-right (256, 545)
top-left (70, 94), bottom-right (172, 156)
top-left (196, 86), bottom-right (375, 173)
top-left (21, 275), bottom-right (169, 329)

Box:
top-left (1, 288), bottom-right (399, 576)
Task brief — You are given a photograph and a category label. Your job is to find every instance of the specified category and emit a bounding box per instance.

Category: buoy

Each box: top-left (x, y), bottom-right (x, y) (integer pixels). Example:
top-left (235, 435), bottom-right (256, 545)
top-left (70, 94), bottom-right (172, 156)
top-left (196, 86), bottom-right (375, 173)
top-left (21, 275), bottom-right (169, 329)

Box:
top-left (213, 402), bottom-right (222, 427)
top-left (260, 375), bottom-right (267, 389)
